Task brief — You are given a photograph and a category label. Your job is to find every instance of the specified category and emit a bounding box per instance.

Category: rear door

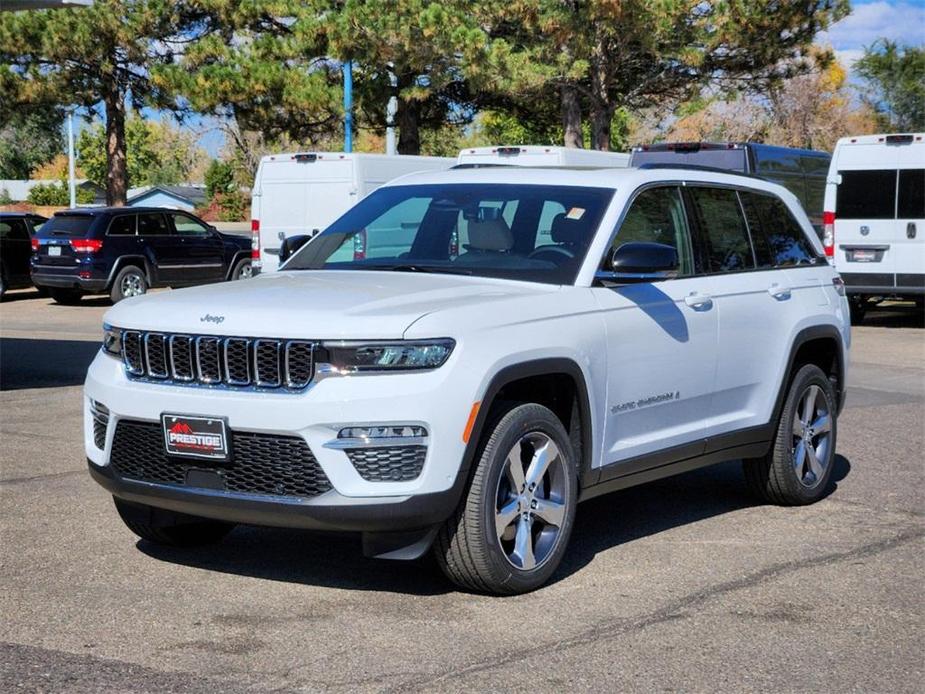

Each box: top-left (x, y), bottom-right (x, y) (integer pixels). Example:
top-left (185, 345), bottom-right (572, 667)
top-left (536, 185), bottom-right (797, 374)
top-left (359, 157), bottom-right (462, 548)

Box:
top-left (895, 161), bottom-right (925, 292)
top-left (137, 212), bottom-right (179, 284)
top-left (167, 212), bottom-right (225, 283)
top-left (834, 167), bottom-right (897, 285)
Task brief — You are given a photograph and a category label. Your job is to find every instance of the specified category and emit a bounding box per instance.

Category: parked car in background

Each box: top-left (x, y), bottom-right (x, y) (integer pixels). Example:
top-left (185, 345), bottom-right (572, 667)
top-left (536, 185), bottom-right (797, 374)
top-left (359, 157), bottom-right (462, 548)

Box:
top-left (31, 207), bottom-right (252, 304)
top-left (630, 142), bottom-right (831, 236)
top-left (251, 152), bottom-right (454, 273)
top-left (0, 212), bottom-right (46, 300)
top-left (823, 133), bottom-right (925, 321)
top-left (456, 145), bottom-right (631, 168)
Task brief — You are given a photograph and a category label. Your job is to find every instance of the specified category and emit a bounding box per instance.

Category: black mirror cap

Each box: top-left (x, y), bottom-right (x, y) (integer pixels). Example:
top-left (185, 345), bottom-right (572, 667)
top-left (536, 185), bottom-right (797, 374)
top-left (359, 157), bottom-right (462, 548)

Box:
top-left (279, 234), bottom-right (312, 263)
top-left (610, 241), bottom-right (679, 274)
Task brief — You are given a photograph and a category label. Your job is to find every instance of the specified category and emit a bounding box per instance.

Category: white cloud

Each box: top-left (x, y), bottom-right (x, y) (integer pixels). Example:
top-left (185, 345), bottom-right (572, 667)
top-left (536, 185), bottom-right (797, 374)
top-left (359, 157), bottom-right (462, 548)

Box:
top-left (819, 1), bottom-right (925, 51)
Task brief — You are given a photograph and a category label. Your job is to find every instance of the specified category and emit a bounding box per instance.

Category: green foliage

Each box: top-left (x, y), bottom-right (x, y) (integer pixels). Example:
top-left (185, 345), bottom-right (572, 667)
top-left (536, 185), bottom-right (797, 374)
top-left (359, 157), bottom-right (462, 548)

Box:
top-left (855, 40), bottom-right (925, 131)
top-left (0, 107), bottom-right (63, 179)
top-left (26, 181), bottom-right (93, 206)
top-left (214, 191), bottom-right (247, 222)
top-left (0, 187), bottom-right (12, 205)
top-left (77, 117), bottom-right (205, 189)
top-left (204, 159), bottom-right (235, 200)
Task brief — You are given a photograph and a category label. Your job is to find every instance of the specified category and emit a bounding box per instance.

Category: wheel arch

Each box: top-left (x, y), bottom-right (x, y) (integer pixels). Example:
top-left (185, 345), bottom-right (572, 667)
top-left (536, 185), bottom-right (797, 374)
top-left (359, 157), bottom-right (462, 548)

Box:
top-left (224, 250), bottom-right (252, 280)
top-left (773, 325), bottom-right (846, 422)
top-left (106, 256), bottom-right (154, 289)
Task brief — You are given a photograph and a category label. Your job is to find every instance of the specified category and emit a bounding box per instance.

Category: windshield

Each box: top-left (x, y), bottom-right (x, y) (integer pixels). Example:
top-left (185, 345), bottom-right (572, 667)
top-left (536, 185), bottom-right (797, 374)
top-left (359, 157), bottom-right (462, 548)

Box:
top-left (284, 183), bottom-right (615, 284)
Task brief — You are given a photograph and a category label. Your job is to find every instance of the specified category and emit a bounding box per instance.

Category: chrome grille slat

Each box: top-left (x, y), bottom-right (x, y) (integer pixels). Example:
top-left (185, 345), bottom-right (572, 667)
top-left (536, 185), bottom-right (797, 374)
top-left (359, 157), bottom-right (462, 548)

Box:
top-left (119, 330), bottom-right (315, 391)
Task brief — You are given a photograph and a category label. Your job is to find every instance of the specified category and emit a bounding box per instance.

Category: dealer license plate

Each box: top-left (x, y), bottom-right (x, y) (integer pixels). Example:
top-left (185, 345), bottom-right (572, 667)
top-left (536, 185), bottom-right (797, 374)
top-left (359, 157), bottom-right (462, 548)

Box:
top-left (162, 414), bottom-right (229, 461)
top-left (850, 249), bottom-right (877, 262)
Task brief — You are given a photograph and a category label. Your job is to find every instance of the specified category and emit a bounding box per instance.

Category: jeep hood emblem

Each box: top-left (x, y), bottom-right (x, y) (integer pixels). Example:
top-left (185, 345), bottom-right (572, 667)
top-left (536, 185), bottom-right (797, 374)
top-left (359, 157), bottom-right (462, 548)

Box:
top-left (200, 314), bottom-right (225, 324)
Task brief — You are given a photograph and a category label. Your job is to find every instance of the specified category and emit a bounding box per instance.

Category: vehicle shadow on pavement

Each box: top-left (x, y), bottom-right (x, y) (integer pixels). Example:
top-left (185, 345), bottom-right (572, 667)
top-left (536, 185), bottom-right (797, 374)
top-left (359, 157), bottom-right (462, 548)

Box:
top-left (0, 337), bottom-right (100, 390)
top-left (1, 288), bottom-right (111, 306)
top-left (556, 455), bottom-right (852, 583)
top-left (858, 304), bottom-right (924, 329)
top-left (138, 456), bottom-right (851, 594)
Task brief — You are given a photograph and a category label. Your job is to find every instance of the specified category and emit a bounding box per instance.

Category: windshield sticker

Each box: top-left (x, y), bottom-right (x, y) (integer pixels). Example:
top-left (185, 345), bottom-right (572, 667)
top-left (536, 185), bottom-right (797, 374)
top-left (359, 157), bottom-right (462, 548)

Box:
top-left (566, 207), bottom-right (585, 220)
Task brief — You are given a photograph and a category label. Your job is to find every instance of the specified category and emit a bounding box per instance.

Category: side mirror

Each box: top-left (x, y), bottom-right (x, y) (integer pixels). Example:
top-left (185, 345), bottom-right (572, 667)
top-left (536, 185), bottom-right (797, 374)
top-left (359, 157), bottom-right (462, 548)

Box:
top-left (279, 234), bottom-right (312, 263)
top-left (599, 242), bottom-right (679, 284)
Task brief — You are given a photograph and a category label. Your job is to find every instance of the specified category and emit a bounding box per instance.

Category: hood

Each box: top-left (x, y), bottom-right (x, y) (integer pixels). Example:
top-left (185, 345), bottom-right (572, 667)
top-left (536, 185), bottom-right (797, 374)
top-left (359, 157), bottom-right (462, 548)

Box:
top-left (104, 270), bottom-right (554, 339)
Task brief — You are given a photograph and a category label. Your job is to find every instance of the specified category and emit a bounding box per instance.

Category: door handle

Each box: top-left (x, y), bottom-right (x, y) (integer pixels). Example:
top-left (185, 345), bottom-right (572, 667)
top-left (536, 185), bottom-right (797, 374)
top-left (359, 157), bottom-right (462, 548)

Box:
top-left (768, 283), bottom-right (792, 300)
top-left (684, 291), bottom-right (713, 309)
top-left (908, 222), bottom-right (917, 240)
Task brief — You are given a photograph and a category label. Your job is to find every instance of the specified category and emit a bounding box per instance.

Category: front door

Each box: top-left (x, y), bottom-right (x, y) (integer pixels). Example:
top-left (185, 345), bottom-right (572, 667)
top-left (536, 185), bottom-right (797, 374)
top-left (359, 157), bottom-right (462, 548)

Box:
top-left (592, 185), bottom-right (718, 469)
top-left (168, 212), bottom-right (226, 283)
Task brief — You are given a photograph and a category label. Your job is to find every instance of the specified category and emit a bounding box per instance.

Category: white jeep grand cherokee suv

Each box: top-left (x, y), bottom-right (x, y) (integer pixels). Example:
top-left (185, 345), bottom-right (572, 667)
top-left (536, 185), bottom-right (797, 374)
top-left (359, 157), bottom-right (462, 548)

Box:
top-left (85, 166), bottom-right (850, 594)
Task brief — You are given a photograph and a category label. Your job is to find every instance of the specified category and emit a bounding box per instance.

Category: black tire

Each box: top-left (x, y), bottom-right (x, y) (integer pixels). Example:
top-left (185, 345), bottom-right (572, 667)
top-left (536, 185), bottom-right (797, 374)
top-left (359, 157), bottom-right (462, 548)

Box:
top-left (849, 297), bottom-right (867, 325)
top-left (743, 364), bottom-right (838, 505)
top-left (114, 497), bottom-right (235, 547)
top-left (49, 287), bottom-right (83, 305)
top-left (0, 265), bottom-right (6, 301)
top-left (434, 403), bottom-right (578, 595)
top-left (231, 257), bottom-right (253, 280)
top-left (34, 285), bottom-right (49, 298)
top-left (110, 265), bottom-right (147, 303)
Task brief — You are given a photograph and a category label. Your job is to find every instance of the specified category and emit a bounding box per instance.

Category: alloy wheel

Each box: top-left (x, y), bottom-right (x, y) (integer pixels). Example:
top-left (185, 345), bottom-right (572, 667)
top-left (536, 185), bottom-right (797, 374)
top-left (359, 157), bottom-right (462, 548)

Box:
top-left (237, 263), bottom-right (253, 279)
top-left (791, 384), bottom-right (832, 488)
top-left (494, 431), bottom-right (568, 570)
top-left (121, 272), bottom-right (145, 297)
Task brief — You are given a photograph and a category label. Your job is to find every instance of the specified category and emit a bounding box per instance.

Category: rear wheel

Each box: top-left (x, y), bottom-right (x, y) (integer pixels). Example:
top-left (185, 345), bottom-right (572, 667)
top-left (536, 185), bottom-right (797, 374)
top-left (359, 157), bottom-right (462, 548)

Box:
top-left (231, 257), bottom-right (253, 280)
top-left (110, 265), bottom-right (147, 303)
top-left (0, 265), bottom-right (6, 301)
top-left (114, 497), bottom-right (235, 547)
top-left (434, 403), bottom-right (577, 594)
top-left (744, 364), bottom-right (837, 505)
top-left (49, 287), bottom-right (83, 305)
top-left (849, 296), bottom-right (867, 324)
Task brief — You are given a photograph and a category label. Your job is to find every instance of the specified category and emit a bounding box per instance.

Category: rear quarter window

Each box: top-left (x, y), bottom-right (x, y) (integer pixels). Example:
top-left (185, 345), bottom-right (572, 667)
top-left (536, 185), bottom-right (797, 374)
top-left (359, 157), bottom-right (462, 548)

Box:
top-left (836, 170), bottom-right (896, 219)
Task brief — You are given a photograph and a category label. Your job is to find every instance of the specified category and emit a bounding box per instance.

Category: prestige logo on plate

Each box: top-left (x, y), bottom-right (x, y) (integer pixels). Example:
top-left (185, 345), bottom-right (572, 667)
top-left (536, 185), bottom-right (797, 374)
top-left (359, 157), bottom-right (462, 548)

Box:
top-left (162, 415), bottom-right (229, 460)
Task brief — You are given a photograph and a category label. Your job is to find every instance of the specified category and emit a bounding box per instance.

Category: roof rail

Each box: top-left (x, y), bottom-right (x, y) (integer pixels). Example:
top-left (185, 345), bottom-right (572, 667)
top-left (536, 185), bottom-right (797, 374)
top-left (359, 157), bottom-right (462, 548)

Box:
top-left (635, 163), bottom-right (764, 180)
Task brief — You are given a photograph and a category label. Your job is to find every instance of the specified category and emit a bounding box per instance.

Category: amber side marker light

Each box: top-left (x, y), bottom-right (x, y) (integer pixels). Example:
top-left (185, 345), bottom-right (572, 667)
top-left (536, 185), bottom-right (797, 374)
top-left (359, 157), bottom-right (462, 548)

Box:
top-left (462, 402), bottom-right (481, 443)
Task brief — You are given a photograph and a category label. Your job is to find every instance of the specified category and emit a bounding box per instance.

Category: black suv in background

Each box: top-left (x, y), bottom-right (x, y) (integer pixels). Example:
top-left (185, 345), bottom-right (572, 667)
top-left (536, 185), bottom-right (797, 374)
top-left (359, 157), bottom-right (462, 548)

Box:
top-left (1, 212), bottom-right (47, 300)
top-left (31, 208), bottom-right (253, 304)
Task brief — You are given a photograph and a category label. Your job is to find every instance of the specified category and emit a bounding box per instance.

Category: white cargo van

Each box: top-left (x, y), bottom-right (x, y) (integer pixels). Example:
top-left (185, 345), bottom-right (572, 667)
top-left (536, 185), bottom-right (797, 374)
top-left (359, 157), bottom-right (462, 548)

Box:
top-left (456, 145), bottom-right (630, 168)
top-left (823, 133), bottom-right (925, 317)
top-left (251, 152), bottom-right (453, 272)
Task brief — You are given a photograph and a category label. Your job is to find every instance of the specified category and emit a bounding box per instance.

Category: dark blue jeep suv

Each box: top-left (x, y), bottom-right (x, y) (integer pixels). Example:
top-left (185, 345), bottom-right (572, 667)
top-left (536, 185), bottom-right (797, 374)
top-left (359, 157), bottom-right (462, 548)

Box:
top-left (31, 207), bottom-right (253, 304)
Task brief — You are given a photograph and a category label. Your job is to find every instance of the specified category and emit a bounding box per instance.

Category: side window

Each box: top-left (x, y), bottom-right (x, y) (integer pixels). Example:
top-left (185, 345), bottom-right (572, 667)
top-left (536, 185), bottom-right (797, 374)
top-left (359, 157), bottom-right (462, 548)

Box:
top-left (170, 213), bottom-right (210, 236)
top-left (836, 170), bottom-right (896, 219)
top-left (137, 213), bottom-right (170, 236)
top-left (898, 169), bottom-right (924, 219)
top-left (687, 187), bottom-right (754, 273)
top-left (741, 192), bottom-right (819, 267)
top-left (611, 186), bottom-right (694, 276)
top-left (107, 215), bottom-right (137, 236)
top-left (0, 219), bottom-right (29, 240)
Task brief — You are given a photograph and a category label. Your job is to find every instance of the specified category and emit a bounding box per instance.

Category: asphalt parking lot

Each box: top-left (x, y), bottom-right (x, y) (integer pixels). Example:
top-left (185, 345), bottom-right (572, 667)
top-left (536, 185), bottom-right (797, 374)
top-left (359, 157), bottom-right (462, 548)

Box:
top-left (1, 288), bottom-right (922, 693)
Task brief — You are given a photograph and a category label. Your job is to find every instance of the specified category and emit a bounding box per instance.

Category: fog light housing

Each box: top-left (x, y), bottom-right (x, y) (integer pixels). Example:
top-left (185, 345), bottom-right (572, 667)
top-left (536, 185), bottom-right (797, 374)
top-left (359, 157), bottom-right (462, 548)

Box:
top-left (338, 425), bottom-right (427, 441)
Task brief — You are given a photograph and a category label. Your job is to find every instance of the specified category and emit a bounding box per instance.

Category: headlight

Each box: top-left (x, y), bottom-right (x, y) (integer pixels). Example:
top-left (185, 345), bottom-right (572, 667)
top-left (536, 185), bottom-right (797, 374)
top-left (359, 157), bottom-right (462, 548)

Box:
top-left (102, 325), bottom-right (122, 359)
top-left (322, 339), bottom-right (454, 372)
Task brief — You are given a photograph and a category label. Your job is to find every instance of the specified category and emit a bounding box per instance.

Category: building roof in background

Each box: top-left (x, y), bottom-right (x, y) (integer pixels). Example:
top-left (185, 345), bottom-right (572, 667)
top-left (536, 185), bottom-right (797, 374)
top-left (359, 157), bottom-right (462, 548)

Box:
top-left (126, 185), bottom-right (208, 207)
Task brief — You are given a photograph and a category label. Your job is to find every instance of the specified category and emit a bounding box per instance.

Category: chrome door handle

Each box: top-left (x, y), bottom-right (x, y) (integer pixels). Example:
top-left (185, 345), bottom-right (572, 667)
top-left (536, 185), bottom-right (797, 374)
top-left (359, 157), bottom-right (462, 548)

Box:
top-left (684, 292), bottom-right (713, 309)
top-left (768, 283), bottom-right (792, 299)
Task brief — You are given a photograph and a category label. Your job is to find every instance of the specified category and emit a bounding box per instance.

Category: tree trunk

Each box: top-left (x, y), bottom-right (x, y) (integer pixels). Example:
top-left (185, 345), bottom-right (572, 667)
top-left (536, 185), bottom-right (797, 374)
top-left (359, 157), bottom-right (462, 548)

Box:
top-left (396, 98), bottom-right (420, 155)
top-left (103, 82), bottom-right (128, 206)
top-left (589, 102), bottom-right (615, 151)
top-left (560, 83), bottom-right (583, 148)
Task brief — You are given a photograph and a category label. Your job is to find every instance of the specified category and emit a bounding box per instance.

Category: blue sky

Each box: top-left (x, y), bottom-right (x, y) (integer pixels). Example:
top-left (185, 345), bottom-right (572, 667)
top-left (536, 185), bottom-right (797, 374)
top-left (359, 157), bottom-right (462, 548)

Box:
top-left (131, 0), bottom-right (925, 158)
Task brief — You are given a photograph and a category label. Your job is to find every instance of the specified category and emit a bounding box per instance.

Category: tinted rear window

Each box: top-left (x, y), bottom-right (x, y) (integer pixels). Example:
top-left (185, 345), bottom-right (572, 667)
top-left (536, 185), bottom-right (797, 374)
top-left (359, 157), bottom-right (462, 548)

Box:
top-left (631, 148), bottom-right (747, 171)
top-left (837, 170), bottom-right (896, 219)
top-left (898, 169), bottom-right (924, 219)
top-left (741, 192), bottom-right (820, 268)
top-left (37, 215), bottom-right (95, 237)
top-left (686, 187), bottom-right (754, 273)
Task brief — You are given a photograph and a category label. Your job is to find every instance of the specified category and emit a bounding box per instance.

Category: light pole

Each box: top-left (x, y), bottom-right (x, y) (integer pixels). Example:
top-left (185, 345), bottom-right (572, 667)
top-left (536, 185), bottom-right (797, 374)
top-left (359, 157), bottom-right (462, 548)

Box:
top-left (343, 61), bottom-right (353, 153)
top-left (386, 64), bottom-right (397, 156)
top-left (67, 110), bottom-right (77, 208)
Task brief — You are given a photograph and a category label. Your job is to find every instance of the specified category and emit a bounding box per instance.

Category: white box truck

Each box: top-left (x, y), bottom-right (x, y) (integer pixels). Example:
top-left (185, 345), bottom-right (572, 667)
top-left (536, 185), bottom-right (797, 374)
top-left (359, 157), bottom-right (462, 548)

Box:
top-left (823, 133), bottom-right (924, 319)
top-left (456, 145), bottom-right (630, 168)
top-left (251, 152), bottom-right (453, 272)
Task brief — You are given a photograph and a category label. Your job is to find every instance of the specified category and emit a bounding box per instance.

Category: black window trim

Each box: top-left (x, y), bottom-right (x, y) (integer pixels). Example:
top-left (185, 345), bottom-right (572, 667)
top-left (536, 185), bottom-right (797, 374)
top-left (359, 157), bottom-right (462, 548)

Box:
top-left (596, 179), bottom-right (825, 284)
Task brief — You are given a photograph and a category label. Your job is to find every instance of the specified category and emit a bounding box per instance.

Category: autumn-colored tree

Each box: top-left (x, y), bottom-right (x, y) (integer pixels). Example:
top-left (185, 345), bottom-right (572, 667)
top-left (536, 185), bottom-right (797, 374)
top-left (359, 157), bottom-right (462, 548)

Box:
top-left (77, 117), bottom-right (207, 189)
top-left (0, 1), bottom-right (194, 204)
top-left (480, 0), bottom-right (850, 150)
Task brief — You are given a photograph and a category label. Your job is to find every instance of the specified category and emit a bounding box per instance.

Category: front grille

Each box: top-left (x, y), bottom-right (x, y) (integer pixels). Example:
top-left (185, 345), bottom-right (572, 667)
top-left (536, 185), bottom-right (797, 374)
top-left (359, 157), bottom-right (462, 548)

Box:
top-left (347, 446), bottom-right (427, 482)
top-left (119, 330), bottom-right (316, 391)
top-left (109, 420), bottom-right (333, 499)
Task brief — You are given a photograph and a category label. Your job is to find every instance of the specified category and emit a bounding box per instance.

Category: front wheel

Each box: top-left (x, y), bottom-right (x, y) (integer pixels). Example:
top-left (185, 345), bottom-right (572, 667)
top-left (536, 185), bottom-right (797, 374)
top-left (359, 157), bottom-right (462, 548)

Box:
top-left (434, 403), bottom-right (577, 594)
top-left (743, 364), bottom-right (837, 505)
